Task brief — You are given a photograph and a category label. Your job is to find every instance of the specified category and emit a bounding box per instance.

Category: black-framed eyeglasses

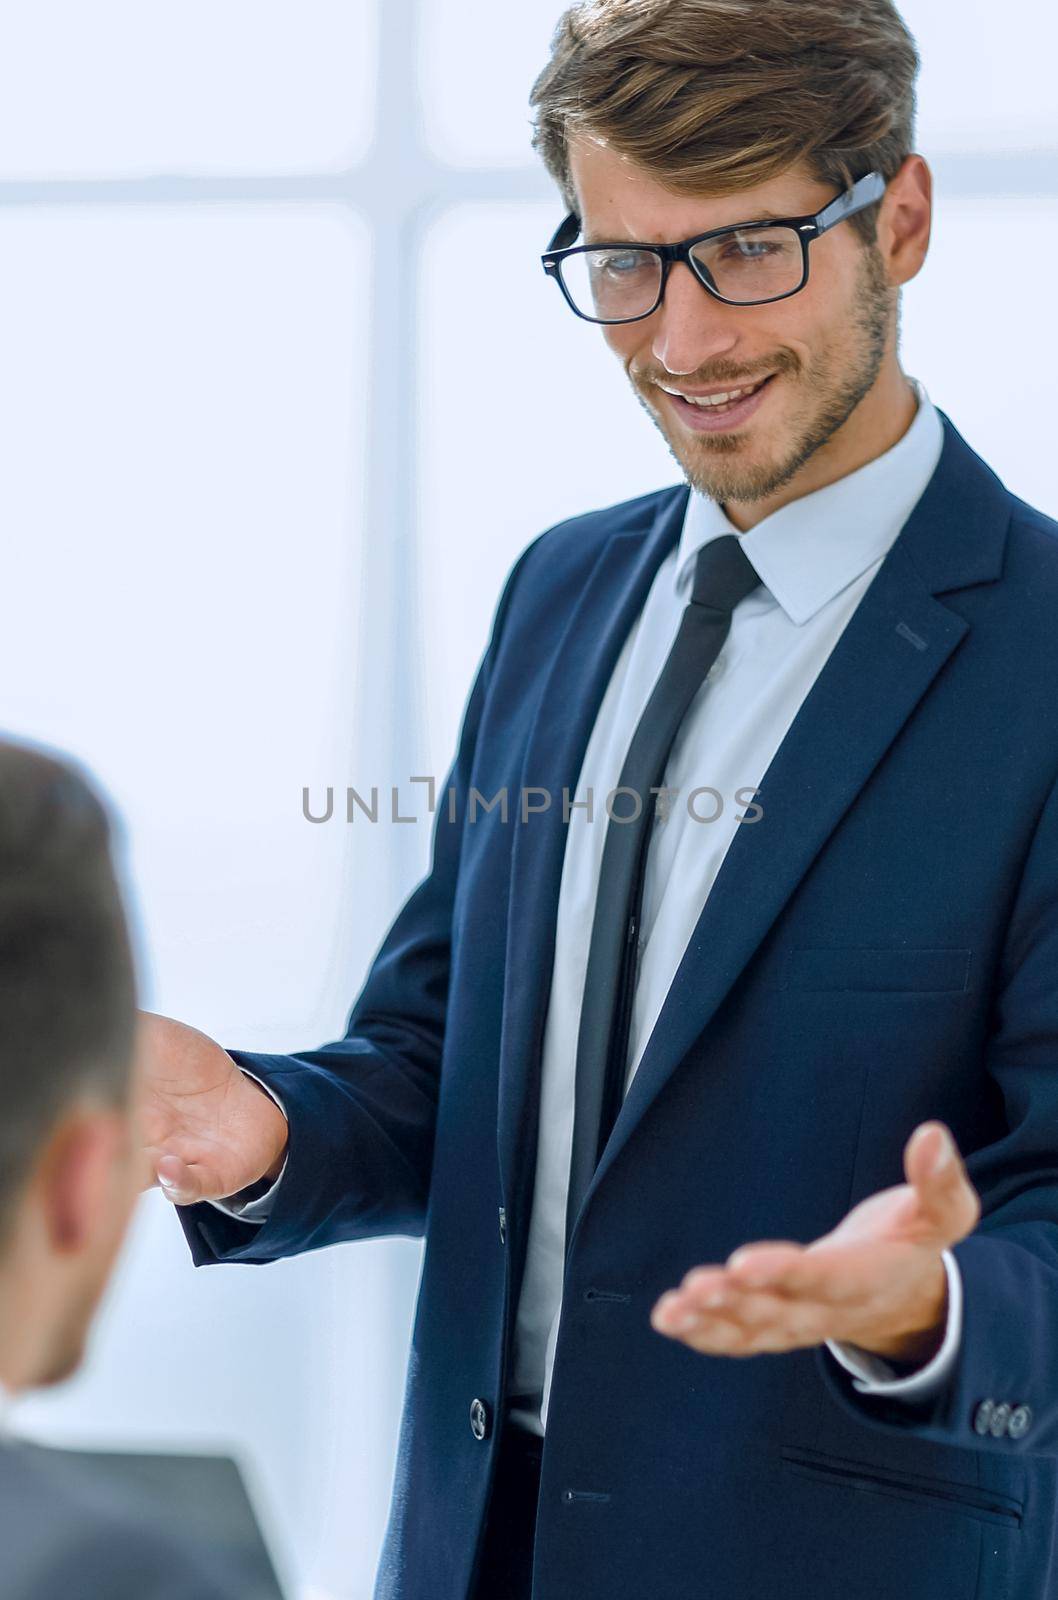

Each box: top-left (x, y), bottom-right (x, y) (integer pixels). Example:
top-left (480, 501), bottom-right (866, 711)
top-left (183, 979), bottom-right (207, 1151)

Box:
top-left (540, 169), bottom-right (886, 323)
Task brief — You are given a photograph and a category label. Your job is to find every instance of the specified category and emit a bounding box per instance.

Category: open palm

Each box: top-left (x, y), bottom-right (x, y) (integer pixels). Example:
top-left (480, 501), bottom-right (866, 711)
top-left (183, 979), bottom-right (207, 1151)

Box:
top-left (138, 1012), bottom-right (285, 1204)
top-left (651, 1121), bottom-right (980, 1363)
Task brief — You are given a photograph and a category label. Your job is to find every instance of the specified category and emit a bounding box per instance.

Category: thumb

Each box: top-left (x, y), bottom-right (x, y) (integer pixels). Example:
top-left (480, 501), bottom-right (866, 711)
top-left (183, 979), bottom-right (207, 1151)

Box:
top-left (155, 1154), bottom-right (203, 1207)
top-left (903, 1121), bottom-right (980, 1244)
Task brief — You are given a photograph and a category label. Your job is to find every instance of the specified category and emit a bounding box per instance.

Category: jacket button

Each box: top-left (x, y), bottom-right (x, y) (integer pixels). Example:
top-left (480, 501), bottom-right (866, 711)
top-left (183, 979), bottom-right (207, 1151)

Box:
top-left (972, 1399), bottom-right (995, 1435)
top-left (470, 1398), bottom-right (491, 1441)
top-left (1009, 1404), bottom-right (1033, 1439)
top-left (989, 1402), bottom-right (1012, 1438)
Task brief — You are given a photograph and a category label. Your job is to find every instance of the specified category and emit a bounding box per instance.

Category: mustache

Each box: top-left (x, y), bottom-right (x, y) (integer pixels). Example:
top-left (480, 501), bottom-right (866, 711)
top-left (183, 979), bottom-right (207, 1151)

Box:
top-left (633, 353), bottom-right (798, 391)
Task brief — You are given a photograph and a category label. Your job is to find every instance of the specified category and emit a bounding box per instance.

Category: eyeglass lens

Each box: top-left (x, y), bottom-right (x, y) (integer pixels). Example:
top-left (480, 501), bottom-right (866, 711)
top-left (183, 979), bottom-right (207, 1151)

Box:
top-left (558, 225), bottom-right (804, 319)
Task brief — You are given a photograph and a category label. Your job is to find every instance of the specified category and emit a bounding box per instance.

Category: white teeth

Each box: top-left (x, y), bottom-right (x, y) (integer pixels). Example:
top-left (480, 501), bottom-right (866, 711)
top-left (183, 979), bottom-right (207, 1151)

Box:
top-left (682, 381), bottom-right (763, 407)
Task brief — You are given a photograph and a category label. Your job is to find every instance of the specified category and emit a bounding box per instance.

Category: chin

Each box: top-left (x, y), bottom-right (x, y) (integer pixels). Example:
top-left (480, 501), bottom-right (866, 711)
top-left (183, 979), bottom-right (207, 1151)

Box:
top-left (676, 439), bottom-right (787, 504)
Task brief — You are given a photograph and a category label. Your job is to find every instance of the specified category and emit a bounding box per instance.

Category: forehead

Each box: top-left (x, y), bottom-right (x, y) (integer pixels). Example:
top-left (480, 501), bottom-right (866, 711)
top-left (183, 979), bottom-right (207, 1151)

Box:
top-left (567, 133), bottom-right (834, 242)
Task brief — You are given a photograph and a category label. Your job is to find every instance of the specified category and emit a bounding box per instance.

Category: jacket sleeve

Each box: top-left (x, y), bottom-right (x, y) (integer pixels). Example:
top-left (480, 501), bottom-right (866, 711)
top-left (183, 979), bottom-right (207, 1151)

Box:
top-left (176, 538), bottom-right (535, 1269)
top-left (819, 763), bottom-right (1058, 1455)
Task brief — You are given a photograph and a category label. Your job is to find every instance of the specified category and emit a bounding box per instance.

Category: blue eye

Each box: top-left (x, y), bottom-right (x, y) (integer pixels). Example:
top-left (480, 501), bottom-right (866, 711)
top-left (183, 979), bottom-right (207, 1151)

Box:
top-left (720, 239), bottom-right (780, 261)
top-left (594, 252), bottom-right (648, 276)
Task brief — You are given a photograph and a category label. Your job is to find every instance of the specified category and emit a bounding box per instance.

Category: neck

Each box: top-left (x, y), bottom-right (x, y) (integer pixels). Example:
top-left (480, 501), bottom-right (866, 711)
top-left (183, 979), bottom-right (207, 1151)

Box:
top-left (0, 1281), bottom-right (30, 1396)
top-left (0, 1248), bottom-right (48, 1395)
top-left (722, 362), bottom-right (918, 533)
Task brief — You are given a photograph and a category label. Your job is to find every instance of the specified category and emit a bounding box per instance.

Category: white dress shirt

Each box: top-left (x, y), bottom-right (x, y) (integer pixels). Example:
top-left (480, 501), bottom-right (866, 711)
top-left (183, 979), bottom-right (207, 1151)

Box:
top-left (211, 376), bottom-right (962, 1434)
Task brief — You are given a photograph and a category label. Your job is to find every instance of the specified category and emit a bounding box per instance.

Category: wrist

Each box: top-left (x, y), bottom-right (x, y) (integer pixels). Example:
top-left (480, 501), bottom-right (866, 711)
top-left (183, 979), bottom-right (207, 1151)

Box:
top-left (262, 1144), bottom-right (287, 1185)
top-left (241, 1071), bottom-right (289, 1184)
top-left (871, 1320), bottom-right (946, 1372)
top-left (856, 1256), bottom-right (949, 1367)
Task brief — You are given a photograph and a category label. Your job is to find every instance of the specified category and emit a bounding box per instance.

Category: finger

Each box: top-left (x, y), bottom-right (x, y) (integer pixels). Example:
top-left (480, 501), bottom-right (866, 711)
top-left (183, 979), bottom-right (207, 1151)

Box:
top-left (674, 1268), bottom-right (789, 1323)
top-left (667, 1296), bottom-right (828, 1355)
top-left (659, 1272), bottom-right (830, 1340)
top-left (653, 1275), bottom-right (743, 1332)
top-left (903, 1122), bottom-right (980, 1244)
top-left (727, 1242), bottom-right (875, 1303)
top-left (725, 1242), bottom-right (806, 1290)
top-left (653, 1261), bottom-right (730, 1334)
top-left (685, 1283), bottom-right (798, 1331)
top-left (679, 1265), bottom-right (728, 1300)
top-left (733, 1297), bottom-right (829, 1352)
top-left (653, 1283), bottom-right (722, 1332)
top-left (682, 1316), bottom-right (746, 1353)
top-left (155, 1154), bottom-right (201, 1206)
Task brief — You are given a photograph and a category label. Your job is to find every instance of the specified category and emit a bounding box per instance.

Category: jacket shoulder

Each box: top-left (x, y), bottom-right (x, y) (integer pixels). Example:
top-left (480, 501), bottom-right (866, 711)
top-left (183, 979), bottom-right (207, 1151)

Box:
top-left (1002, 492), bottom-right (1058, 613)
top-left (1007, 493), bottom-right (1058, 553)
top-left (507, 482), bottom-right (683, 601)
top-left (0, 1442), bottom-right (238, 1599)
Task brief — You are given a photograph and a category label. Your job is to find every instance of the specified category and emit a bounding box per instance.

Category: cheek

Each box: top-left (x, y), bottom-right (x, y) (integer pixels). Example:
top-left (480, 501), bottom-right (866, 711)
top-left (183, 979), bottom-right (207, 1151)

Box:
top-left (787, 257), bottom-right (859, 346)
top-left (603, 324), bottom-right (650, 367)
top-left (751, 312), bottom-right (819, 380)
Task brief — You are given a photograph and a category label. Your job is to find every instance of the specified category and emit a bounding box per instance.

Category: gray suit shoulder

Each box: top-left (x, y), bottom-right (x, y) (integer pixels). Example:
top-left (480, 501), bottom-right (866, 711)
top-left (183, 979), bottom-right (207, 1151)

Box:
top-left (0, 1439), bottom-right (240, 1599)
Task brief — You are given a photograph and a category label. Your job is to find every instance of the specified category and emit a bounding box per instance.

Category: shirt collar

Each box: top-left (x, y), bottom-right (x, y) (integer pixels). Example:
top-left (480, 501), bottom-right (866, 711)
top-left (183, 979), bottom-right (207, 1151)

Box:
top-left (675, 377), bottom-right (944, 626)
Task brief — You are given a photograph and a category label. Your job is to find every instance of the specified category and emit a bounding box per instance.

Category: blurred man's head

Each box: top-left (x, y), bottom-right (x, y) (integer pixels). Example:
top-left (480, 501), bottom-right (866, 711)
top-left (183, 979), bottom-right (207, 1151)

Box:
top-left (530, 0), bottom-right (930, 520)
top-left (0, 740), bottom-right (141, 1393)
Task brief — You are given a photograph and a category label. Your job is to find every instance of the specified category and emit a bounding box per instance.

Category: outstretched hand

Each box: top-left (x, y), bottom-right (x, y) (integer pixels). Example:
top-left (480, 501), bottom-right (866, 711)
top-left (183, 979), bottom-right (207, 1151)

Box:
top-left (137, 1011), bottom-right (288, 1205)
top-left (650, 1121), bottom-right (980, 1366)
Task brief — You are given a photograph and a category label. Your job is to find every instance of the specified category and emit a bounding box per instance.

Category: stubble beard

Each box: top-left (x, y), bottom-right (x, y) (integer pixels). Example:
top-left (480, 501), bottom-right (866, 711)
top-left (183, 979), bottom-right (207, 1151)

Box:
top-left (632, 243), bottom-right (894, 505)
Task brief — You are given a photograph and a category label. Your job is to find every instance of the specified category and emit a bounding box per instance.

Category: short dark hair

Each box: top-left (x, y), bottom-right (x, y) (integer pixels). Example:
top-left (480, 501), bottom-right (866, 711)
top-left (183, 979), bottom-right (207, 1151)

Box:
top-left (0, 740), bottom-right (136, 1249)
top-left (530, 0), bottom-right (921, 246)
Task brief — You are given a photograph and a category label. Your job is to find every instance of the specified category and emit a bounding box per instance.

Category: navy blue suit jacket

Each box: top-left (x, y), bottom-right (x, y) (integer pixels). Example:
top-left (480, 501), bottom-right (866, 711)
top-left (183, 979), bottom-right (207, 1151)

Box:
top-left (179, 410), bottom-right (1058, 1600)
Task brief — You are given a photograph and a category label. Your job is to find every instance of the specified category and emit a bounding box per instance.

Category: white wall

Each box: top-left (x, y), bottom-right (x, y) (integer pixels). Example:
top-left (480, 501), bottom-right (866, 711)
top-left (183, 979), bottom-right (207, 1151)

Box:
top-left (0, 3), bottom-right (1054, 1597)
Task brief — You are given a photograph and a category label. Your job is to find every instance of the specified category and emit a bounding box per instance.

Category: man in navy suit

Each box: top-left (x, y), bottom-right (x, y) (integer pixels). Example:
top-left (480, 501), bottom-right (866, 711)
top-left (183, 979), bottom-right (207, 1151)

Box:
top-left (141, 1), bottom-right (1058, 1596)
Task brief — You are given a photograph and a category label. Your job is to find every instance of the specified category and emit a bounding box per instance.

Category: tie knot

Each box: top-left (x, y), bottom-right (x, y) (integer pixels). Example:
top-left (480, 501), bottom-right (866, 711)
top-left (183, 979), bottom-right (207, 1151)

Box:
top-left (689, 533), bottom-right (761, 613)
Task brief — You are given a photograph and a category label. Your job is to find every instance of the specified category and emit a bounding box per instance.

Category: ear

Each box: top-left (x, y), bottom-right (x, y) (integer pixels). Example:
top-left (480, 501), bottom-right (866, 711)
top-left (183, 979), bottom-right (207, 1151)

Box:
top-left (877, 153), bottom-right (932, 288)
top-left (36, 1106), bottom-right (127, 1255)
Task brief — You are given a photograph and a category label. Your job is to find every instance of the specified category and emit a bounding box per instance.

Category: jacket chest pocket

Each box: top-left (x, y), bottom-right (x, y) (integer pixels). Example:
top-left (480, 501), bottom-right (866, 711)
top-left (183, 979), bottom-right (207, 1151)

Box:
top-left (780, 945), bottom-right (972, 994)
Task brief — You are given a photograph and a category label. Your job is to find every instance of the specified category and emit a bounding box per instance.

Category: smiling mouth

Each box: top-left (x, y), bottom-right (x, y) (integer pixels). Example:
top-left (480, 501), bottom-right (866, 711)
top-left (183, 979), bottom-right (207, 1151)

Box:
top-left (654, 372), bottom-right (779, 434)
top-left (658, 375), bottom-right (774, 411)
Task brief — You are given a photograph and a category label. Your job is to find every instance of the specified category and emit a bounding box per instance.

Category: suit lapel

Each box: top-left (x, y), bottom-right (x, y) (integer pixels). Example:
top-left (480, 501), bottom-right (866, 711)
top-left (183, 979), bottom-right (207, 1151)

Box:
top-left (496, 487), bottom-right (688, 1218)
top-left (573, 411), bottom-right (1011, 1242)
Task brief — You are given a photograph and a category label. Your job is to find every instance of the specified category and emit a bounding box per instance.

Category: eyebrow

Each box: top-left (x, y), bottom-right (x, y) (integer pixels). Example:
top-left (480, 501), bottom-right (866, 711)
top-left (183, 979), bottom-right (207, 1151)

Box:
top-left (583, 208), bottom-right (790, 247)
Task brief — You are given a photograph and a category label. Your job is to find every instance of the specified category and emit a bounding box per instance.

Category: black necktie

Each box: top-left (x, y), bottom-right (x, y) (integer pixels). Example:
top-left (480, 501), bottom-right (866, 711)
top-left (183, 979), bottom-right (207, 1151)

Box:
top-left (564, 533), bottom-right (762, 1255)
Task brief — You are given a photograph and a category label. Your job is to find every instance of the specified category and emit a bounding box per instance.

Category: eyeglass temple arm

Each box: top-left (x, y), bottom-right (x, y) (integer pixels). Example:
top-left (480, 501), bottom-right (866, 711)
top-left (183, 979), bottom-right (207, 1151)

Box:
top-left (815, 170), bottom-right (887, 235)
top-left (546, 172), bottom-right (884, 257)
top-left (546, 211), bottom-right (582, 253)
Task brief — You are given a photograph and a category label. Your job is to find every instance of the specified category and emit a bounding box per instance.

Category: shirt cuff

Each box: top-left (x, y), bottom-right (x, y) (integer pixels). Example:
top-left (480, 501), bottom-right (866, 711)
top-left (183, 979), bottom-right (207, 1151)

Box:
top-left (825, 1248), bottom-right (962, 1399)
top-left (205, 1068), bottom-right (290, 1222)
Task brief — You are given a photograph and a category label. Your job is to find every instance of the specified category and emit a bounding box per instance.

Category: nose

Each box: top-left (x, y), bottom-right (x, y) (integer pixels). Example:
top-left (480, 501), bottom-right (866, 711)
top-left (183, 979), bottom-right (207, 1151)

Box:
top-left (650, 260), bottom-right (740, 376)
